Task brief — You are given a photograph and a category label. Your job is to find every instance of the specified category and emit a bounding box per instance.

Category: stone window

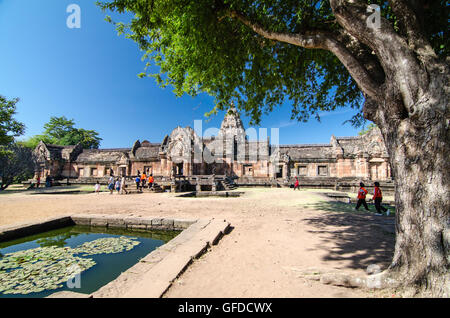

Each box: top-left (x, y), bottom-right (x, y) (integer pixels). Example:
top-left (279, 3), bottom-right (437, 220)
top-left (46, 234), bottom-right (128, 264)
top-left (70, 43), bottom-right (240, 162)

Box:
top-left (78, 168), bottom-right (84, 177)
top-left (298, 166), bottom-right (307, 176)
top-left (244, 164), bottom-right (253, 176)
top-left (318, 165), bottom-right (328, 176)
top-left (91, 168), bottom-right (98, 177)
top-left (144, 166), bottom-right (152, 175)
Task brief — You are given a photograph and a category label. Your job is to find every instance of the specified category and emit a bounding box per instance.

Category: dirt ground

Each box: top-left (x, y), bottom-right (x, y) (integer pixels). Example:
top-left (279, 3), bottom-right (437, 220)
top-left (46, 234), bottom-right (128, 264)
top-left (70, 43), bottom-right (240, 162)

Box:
top-left (0, 187), bottom-right (396, 298)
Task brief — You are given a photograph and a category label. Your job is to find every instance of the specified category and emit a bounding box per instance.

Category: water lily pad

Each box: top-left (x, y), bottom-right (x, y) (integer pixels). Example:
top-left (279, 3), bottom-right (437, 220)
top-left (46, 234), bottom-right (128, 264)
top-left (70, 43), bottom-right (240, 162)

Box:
top-left (0, 236), bottom-right (140, 295)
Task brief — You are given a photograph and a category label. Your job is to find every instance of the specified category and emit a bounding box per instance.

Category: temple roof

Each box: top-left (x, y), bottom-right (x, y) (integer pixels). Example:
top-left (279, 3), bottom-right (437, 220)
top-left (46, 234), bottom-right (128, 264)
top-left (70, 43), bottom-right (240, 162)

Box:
top-left (75, 149), bottom-right (129, 163)
top-left (134, 144), bottom-right (160, 160)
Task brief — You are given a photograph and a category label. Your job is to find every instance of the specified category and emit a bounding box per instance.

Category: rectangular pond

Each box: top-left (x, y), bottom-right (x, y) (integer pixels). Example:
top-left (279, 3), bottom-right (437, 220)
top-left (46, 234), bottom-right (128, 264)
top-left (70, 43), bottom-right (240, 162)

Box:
top-left (0, 225), bottom-right (180, 298)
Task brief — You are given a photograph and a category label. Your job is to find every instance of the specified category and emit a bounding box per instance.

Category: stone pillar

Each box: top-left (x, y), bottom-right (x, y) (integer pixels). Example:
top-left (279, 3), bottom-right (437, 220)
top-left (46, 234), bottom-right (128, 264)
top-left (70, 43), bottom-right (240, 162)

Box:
top-left (387, 160), bottom-right (391, 179)
top-left (282, 163), bottom-right (288, 179)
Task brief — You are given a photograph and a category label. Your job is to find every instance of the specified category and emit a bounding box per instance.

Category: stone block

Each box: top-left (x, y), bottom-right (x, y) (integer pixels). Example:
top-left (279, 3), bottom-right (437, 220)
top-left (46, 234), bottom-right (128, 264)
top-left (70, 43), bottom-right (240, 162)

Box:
top-left (71, 214), bottom-right (92, 226)
top-left (161, 218), bottom-right (174, 230)
top-left (107, 216), bottom-right (126, 228)
top-left (130, 224), bottom-right (147, 231)
top-left (173, 219), bottom-right (196, 230)
top-left (124, 217), bottom-right (144, 227)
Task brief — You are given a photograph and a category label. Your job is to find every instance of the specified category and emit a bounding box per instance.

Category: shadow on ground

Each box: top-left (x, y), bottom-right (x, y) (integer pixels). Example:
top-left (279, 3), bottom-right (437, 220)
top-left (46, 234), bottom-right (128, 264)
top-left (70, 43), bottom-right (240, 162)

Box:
top-left (302, 201), bottom-right (396, 271)
top-left (301, 200), bottom-right (396, 216)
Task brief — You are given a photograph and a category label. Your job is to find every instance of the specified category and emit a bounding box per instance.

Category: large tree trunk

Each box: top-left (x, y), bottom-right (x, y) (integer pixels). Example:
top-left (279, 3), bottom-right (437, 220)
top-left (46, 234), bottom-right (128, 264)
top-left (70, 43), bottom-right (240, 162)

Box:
top-left (376, 71), bottom-right (449, 297)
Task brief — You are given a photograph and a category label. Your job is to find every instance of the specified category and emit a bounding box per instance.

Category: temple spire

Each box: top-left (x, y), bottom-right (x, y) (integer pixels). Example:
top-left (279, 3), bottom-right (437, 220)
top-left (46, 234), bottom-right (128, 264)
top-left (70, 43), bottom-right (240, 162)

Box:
top-left (219, 103), bottom-right (245, 139)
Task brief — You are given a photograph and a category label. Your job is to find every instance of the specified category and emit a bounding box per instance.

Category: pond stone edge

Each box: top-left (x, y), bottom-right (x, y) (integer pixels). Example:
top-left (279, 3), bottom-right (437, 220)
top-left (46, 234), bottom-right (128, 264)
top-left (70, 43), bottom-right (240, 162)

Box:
top-left (0, 215), bottom-right (196, 242)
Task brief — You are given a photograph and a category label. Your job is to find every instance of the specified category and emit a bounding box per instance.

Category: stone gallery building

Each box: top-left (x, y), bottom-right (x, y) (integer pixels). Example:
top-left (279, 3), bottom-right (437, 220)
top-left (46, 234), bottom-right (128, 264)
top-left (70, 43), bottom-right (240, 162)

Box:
top-left (33, 107), bottom-right (392, 190)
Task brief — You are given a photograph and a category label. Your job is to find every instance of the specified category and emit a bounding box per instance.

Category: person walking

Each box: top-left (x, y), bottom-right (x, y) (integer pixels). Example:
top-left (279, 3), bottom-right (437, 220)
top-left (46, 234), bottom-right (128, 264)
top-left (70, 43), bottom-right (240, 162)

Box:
top-left (148, 174), bottom-right (154, 189)
top-left (115, 178), bottom-right (121, 194)
top-left (293, 177), bottom-right (300, 190)
top-left (108, 179), bottom-right (114, 194)
top-left (94, 181), bottom-right (101, 194)
top-left (108, 175), bottom-right (114, 187)
top-left (372, 181), bottom-right (389, 215)
top-left (135, 175), bottom-right (141, 190)
top-left (120, 176), bottom-right (128, 194)
top-left (355, 182), bottom-right (369, 211)
top-left (141, 171), bottom-right (147, 189)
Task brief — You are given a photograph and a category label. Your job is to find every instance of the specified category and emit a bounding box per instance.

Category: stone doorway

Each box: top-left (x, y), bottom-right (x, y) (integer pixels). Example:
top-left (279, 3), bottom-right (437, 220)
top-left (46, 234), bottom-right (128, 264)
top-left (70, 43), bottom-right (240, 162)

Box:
top-left (276, 165), bottom-right (283, 178)
top-left (174, 163), bottom-right (183, 176)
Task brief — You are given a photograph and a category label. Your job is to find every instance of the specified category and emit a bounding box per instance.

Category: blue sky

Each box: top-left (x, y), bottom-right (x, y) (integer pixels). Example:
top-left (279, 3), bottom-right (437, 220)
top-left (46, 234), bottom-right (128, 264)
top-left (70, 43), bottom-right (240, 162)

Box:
top-left (0, 0), bottom-right (364, 148)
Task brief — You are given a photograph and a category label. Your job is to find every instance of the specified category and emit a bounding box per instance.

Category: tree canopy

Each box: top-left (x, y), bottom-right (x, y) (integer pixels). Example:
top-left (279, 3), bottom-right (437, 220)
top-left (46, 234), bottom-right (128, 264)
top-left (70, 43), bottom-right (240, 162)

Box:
top-left (97, 0), bottom-right (448, 125)
top-left (0, 143), bottom-right (35, 190)
top-left (21, 116), bottom-right (102, 149)
top-left (0, 95), bottom-right (25, 149)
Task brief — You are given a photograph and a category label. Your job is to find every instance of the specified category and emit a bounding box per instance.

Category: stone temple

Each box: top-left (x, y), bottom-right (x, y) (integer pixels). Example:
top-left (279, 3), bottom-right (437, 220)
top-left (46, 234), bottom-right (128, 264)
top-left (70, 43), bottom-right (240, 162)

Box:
top-left (33, 106), bottom-right (393, 192)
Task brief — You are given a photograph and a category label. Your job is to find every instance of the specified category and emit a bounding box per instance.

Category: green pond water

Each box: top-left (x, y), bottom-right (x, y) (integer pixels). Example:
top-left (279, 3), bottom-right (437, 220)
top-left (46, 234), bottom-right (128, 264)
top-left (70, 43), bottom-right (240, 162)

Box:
top-left (0, 225), bottom-right (180, 298)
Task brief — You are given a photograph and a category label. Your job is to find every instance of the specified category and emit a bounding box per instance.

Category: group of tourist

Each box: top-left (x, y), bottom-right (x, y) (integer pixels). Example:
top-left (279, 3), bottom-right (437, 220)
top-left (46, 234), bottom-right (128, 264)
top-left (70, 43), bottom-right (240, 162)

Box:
top-left (93, 171), bottom-right (155, 195)
top-left (355, 181), bottom-right (390, 215)
top-left (134, 170), bottom-right (154, 190)
top-left (293, 176), bottom-right (390, 216)
top-left (94, 175), bottom-right (128, 195)
top-left (31, 174), bottom-right (52, 188)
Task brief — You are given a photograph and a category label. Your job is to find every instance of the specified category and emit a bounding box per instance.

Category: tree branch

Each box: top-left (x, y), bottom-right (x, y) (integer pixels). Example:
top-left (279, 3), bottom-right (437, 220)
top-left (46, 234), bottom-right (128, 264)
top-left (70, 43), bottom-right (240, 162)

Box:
top-left (387, 0), bottom-right (436, 60)
top-left (227, 10), bottom-right (382, 101)
top-left (329, 0), bottom-right (428, 113)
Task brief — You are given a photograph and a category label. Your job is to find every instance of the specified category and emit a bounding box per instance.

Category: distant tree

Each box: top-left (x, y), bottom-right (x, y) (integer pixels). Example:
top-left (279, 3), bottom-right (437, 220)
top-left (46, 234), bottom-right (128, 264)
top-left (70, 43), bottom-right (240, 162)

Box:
top-left (21, 116), bottom-right (102, 149)
top-left (60, 128), bottom-right (102, 149)
top-left (358, 123), bottom-right (377, 135)
top-left (43, 116), bottom-right (76, 141)
top-left (0, 143), bottom-right (35, 190)
top-left (0, 95), bottom-right (25, 153)
top-left (18, 134), bottom-right (55, 149)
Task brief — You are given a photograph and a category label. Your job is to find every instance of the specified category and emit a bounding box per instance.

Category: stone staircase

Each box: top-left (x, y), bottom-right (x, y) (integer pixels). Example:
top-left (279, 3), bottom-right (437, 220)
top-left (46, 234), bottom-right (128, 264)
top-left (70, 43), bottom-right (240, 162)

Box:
top-left (120, 180), bottom-right (165, 194)
top-left (145, 183), bottom-right (164, 193)
top-left (222, 177), bottom-right (238, 191)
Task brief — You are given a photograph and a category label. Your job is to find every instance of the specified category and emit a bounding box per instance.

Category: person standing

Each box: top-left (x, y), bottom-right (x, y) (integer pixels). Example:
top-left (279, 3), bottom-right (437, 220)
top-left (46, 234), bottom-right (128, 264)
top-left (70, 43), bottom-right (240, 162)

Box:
top-left (372, 181), bottom-right (389, 215)
top-left (36, 175), bottom-right (41, 188)
top-left (45, 174), bottom-right (52, 187)
top-left (293, 177), bottom-right (300, 190)
top-left (355, 182), bottom-right (369, 211)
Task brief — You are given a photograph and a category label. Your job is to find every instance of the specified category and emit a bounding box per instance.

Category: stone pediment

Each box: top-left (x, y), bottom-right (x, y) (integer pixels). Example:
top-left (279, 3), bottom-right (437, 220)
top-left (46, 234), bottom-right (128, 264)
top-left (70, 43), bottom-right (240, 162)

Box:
top-left (167, 127), bottom-right (201, 162)
top-left (34, 141), bottom-right (50, 162)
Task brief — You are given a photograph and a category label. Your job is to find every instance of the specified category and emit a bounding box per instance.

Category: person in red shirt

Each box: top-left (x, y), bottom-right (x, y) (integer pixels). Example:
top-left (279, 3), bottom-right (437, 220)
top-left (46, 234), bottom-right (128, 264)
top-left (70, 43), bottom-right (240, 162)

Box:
top-left (372, 181), bottom-right (389, 215)
top-left (148, 175), bottom-right (154, 189)
top-left (355, 182), bottom-right (369, 211)
top-left (293, 177), bottom-right (300, 191)
top-left (141, 172), bottom-right (147, 189)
